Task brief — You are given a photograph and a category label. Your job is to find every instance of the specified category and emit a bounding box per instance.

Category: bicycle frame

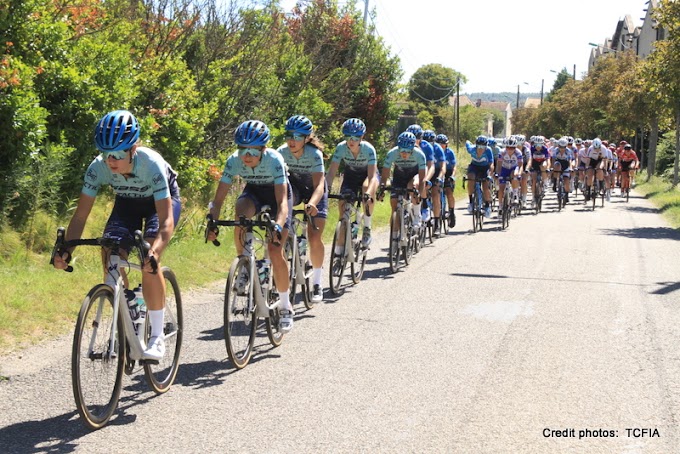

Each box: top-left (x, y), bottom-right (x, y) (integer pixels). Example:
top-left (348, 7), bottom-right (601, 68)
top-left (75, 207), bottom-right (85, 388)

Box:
top-left (339, 196), bottom-right (364, 264)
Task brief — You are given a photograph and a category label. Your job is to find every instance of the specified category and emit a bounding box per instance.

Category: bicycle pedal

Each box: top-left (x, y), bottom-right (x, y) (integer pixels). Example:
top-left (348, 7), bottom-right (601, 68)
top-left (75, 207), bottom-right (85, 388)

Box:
top-left (140, 359), bottom-right (160, 366)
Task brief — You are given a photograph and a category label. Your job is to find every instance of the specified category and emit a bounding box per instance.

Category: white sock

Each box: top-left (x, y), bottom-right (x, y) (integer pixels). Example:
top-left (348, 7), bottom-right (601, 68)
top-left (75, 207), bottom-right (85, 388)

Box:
top-left (334, 246), bottom-right (343, 255)
top-left (148, 309), bottom-right (165, 339)
top-left (364, 215), bottom-right (371, 228)
top-left (313, 268), bottom-right (322, 286)
top-left (278, 291), bottom-right (292, 311)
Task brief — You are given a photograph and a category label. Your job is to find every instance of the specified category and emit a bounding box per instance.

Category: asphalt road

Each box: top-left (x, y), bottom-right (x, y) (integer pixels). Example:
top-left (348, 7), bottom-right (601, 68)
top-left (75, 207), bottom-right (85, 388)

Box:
top-left (2, 188), bottom-right (680, 453)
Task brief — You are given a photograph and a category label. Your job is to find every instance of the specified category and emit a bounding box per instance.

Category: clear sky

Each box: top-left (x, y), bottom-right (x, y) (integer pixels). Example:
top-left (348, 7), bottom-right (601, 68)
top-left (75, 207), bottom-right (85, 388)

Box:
top-left (279, 0), bottom-right (650, 94)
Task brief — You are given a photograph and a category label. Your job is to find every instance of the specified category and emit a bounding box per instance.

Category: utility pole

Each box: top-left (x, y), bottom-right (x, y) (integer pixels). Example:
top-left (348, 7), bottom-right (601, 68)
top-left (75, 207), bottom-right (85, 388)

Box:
top-left (456, 77), bottom-right (460, 149)
top-left (540, 79), bottom-right (544, 105)
top-left (363, 0), bottom-right (369, 29)
top-left (516, 84), bottom-right (520, 110)
top-left (573, 64), bottom-right (576, 80)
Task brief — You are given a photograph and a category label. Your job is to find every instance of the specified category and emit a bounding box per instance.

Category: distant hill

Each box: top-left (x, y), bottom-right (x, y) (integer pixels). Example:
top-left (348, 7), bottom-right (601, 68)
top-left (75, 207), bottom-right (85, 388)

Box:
top-left (463, 92), bottom-right (541, 109)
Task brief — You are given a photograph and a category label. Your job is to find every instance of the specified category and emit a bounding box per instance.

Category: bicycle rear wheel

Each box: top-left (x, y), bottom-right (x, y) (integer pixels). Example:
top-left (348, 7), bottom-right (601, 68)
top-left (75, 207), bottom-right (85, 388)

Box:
top-left (265, 289), bottom-right (284, 347)
top-left (301, 256), bottom-right (314, 310)
top-left (284, 237), bottom-right (297, 304)
top-left (72, 284), bottom-right (124, 430)
top-left (224, 257), bottom-right (256, 369)
top-left (350, 236), bottom-right (367, 284)
top-left (144, 267), bottom-right (183, 393)
top-left (389, 211), bottom-right (402, 273)
top-left (329, 221), bottom-right (347, 295)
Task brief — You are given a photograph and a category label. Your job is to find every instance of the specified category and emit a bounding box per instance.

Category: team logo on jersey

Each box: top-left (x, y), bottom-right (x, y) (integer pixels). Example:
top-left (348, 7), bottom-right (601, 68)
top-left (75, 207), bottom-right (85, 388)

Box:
top-left (86, 168), bottom-right (97, 182)
top-left (152, 173), bottom-right (163, 186)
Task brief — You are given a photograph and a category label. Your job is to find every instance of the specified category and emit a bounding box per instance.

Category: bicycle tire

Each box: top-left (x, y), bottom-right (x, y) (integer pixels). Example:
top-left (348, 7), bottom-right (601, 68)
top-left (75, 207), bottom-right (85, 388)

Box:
top-left (143, 267), bottom-right (183, 393)
top-left (224, 256), bottom-right (257, 369)
top-left (350, 235), bottom-right (366, 284)
top-left (403, 212), bottom-right (413, 265)
top-left (389, 211), bottom-right (401, 273)
top-left (471, 190), bottom-right (479, 233)
top-left (72, 284), bottom-right (125, 430)
top-left (329, 220), bottom-right (347, 295)
top-left (284, 237), bottom-right (297, 304)
top-left (265, 288), bottom-right (284, 347)
top-left (301, 255), bottom-right (314, 310)
top-left (626, 188), bottom-right (630, 203)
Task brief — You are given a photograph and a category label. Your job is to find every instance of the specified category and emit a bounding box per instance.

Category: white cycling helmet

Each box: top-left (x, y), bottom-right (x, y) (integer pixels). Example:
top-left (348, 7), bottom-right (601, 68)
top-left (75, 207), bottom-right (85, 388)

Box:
top-left (534, 136), bottom-right (545, 146)
top-left (592, 137), bottom-right (603, 149)
top-left (574, 137), bottom-right (583, 146)
top-left (558, 137), bottom-right (568, 147)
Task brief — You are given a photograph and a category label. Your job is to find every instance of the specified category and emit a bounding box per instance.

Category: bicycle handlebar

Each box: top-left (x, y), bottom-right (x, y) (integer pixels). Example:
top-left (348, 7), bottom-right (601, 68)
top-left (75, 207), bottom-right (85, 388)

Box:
top-left (205, 207), bottom-right (277, 247)
top-left (50, 227), bottom-right (157, 274)
top-left (292, 208), bottom-right (318, 231)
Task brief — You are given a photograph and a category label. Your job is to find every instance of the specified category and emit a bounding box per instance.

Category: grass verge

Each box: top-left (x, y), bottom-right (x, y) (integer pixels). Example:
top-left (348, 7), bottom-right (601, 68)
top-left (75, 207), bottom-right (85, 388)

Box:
top-left (633, 173), bottom-right (680, 229)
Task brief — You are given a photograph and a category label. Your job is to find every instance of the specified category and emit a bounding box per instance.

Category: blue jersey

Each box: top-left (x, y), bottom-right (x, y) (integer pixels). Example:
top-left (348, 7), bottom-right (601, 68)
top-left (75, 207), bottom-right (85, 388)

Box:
top-left (491, 145), bottom-right (502, 160)
top-left (419, 140), bottom-right (434, 162)
top-left (530, 145), bottom-right (551, 163)
top-left (331, 141), bottom-right (377, 174)
top-left (432, 142), bottom-right (446, 164)
top-left (383, 147), bottom-right (427, 171)
top-left (445, 148), bottom-right (457, 168)
top-left (277, 143), bottom-right (325, 191)
top-left (220, 148), bottom-right (287, 186)
top-left (551, 148), bottom-right (574, 164)
top-left (82, 147), bottom-right (176, 201)
top-left (465, 142), bottom-right (495, 167)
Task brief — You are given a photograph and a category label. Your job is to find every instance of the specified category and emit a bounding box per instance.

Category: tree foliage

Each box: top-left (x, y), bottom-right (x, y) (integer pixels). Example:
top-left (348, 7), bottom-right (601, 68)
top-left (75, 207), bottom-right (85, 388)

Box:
top-left (0, 0), bottom-right (402, 236)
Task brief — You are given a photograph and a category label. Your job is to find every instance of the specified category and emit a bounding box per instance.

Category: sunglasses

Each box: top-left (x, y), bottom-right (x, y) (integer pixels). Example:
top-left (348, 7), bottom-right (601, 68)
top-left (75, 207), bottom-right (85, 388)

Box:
top-left (398, 148), bottom-right (414, 154)
top-left (284, 133), bottom-right (306, 141)
top-left (104, 149), bottom-right (129, 160)
top-left (344, 135), bottom-right (362, 142)
top-left (238, 147), bottom-right (262, 158)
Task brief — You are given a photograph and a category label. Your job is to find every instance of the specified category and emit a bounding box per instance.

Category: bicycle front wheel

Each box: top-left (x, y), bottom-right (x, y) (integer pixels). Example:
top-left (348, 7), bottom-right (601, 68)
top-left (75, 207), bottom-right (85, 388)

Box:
top-left (224, 256), bottom-right (257, 369)
top-left (72, 284), bottom-right (125, 430)
top-left (144, 267), bottom-right (183, 394)
top-left (329, 221), bottom-right (347, 295)
top-left (389, 211), bottom-right (401, 273)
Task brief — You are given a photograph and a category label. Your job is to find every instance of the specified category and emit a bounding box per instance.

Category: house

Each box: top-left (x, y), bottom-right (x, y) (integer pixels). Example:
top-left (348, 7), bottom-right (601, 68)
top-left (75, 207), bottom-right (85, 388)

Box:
top-left (588, 1), bottom-right (664, 68)
top-left (523, 98), bottom-right (542, 109)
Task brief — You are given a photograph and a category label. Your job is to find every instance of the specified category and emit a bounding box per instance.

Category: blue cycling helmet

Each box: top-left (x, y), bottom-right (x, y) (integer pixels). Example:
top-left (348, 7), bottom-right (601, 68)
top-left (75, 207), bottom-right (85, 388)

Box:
top-left (94, 110), bottom-right (140, 152)
top-left (435, 134), bottom-right (449, 144)
top-left (397, 132), bottom-right (417, 150)
top-left (406, 124), bottom-right (423, 138)
top-left (422, 130), bottom-right (436, 142)
top-left (488, 137), bottom-right (497, 146)
top-left (234, 120), bottom-right (270, 146)
top-left (342, 118), bottom-right (366, 136)
top-left (475, 135), bottom-right (488, 146)
top-left (285, 115), bottom-right (313, 136)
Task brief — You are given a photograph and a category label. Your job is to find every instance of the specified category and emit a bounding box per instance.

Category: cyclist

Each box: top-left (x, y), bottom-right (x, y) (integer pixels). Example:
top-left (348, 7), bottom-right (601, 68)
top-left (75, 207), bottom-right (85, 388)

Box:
top-left (496, 135), bottom-right (523, 216)
top-left (326, 118), bottom-right (379, 259)
top-left (583, 137), bottom-right (607, 202)
top-left (465, 135), bottom-right (495, 218)
top-left (619, 144), bottom-right (639, 195)
top-left (519, 135), bottom-right (532, 207)
top-left (379, 131), bottom-right (428, 235)
top-left (407, 124), bottom-right (435, 223)
top-left (277, 115), bottom-right (327, 303)
top-left (207, 120), bottom-right (294, 333)
top-left (422, 130), bottom-right (447, 234)
top-left (437, 134), bottom-right (457, 227)
top-left (530, 135), bottom-right (551, 200)
top-left (52, 110), bottom-right (181, 360)
top-left (551, 137), bottom-right (575, 203)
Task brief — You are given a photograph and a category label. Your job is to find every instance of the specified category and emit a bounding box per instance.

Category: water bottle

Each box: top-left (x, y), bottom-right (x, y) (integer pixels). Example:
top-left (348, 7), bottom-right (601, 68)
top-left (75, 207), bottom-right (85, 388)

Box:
top-left (298, 237), bottom-right (308, 258)
top-left (351, 222), bottom-right (359, 239)
top-left (132, 285), bottom-right (147, 342)
top-left (257, 259), bottom-right (270, 289)
top-left (125, 289), bottom-right (138, 322)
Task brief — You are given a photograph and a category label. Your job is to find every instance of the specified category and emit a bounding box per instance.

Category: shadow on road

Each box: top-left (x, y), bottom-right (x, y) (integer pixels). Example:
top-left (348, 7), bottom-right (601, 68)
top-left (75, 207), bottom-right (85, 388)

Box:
top-left (451, 272), bottom-right (647, 288)
top-left (651, 281), bottom-right (680, 295)
top-left (620, 205), bottom-right (659, 214)
top-left (0, 410), bottom-right (86, 453)
top-left (598, 227), bottom-right (680, 240)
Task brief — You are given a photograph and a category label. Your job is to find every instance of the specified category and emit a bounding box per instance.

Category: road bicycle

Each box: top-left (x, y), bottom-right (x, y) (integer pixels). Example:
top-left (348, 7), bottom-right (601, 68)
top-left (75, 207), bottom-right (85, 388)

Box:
top-left (435, 179), bottom-right (450, 236)
top-left (206, 207), bottom-right (287, 369)
top-left (462, 176), bottom-right (487, 233)
top-left (532, 170), bottom-right (545, 214)
top-left (287, 208), bottom-right (317, 310)
top-left (553, 169), bottom-right (568, 211)
top-left (50, 228), bottom-right (182, 430)
top-left (498, 176), bottom-right (512, 230)
top-left (381, 186), bottom-right (418, 273)
top-left (328, 192), bottom-right (369, 295)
